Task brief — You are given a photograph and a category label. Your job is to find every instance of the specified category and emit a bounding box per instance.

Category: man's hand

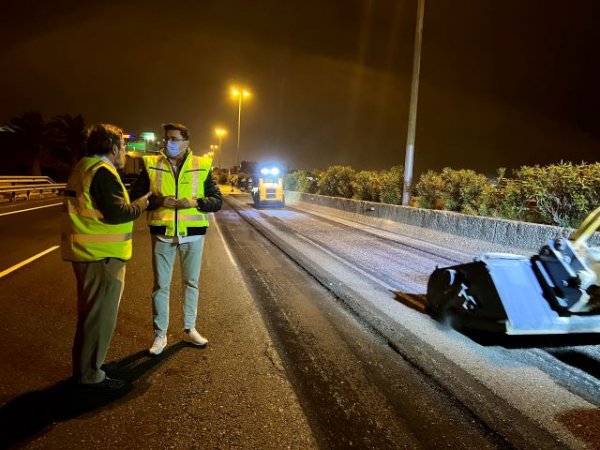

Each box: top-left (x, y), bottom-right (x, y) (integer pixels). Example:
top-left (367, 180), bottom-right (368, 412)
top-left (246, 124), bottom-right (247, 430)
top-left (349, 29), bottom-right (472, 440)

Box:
top-left (176, 198), bottom-right (197, 209)
top-left (140, 192), bottom-right (151, 209)
top-left (132, 192), bottom-right (152, 212)
top-left (156, 196), bottom-right (178, 208)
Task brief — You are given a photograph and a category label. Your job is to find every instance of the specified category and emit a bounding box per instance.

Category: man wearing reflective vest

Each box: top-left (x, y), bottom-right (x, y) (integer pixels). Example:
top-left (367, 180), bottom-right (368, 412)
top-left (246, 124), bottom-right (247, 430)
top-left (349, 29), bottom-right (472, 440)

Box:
top-left (131, 122), bottom-right (222, 355)
top-left (62, 124), bottom-right (150, 390)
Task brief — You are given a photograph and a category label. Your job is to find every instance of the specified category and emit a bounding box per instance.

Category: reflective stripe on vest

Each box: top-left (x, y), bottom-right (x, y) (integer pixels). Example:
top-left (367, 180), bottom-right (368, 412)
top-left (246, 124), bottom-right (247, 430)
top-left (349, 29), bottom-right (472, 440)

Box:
top-left (142, 152), bottom-right (211, 236)
top-left (61, 157), bottom-right (133, 262)
top-left (72, 232), bottom-right (133, 243)
top-left (191, 156), bottom-right (199, 198)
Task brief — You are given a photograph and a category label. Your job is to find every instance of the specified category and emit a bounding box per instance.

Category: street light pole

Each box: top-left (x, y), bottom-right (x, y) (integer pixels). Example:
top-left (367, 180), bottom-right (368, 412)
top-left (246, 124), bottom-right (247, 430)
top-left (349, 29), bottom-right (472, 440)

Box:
top-left (402, 0), bottom-right (426, 206)
top-left (231, 87), bottom-right (251, 168)
top-left (209, 144), bottom-right (218, 161)
top-left (214, 127), bottom-right (227, 170)
top-left (217, 135), bottom-right (223, 168)
top-left (236, 94), bottom-right (242, 167)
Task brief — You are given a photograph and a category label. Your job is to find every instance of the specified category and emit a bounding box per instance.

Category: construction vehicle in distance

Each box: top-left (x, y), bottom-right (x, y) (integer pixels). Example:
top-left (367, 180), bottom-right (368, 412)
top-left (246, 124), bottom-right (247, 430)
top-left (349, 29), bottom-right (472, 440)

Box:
top-left (426, 206), bottom-right (600, 335)
top-left (251, 163), bottom-right (285, 208)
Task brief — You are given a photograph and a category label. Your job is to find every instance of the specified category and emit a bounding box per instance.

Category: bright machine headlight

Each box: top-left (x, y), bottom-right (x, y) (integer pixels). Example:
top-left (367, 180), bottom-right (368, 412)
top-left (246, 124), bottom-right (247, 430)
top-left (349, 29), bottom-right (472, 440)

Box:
top-left (261, 167), bottom-right (281, 176)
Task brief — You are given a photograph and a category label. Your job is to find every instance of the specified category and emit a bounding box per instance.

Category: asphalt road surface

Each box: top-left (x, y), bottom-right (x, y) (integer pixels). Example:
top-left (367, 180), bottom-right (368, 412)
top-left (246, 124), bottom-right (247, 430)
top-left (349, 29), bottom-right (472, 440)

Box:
top-left (0, 197), bottom-right (315, 449)
top-left (225, 193), bottom-right (600, 450)
top-left (0, 196), bottom-right (503, 449)
top-left (0, 194), bottom-right (598, 449)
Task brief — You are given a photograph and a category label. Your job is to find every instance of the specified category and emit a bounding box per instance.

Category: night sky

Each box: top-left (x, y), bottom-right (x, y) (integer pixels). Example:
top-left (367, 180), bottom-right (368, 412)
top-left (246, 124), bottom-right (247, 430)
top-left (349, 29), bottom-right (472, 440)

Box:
top-left (1, 0), bottom-right (599, 175)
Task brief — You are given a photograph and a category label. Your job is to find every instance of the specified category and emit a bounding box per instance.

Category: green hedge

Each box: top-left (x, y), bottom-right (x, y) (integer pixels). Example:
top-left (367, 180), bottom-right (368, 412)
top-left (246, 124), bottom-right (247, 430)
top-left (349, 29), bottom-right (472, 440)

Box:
top-left (415, 167), bottom-right (489, 215)
top-left (285, 162), bottom-right (600, 226)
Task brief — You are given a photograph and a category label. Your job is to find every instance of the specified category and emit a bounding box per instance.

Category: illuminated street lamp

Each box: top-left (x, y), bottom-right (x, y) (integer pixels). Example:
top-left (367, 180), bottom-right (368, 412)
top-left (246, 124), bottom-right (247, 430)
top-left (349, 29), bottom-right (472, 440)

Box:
top-left (230, 87), bottom-right (251, 167)
top-left (214, 127), bottom-right (227, 169)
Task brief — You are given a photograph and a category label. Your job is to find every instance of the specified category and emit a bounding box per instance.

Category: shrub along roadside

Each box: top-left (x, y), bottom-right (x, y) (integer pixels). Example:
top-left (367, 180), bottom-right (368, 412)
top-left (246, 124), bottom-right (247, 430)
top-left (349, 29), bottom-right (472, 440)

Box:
top-left (415, 167), bottom-right (489, 215)
top-left (317, 165), bottom-right (356, 198)
top-left (284, 162), bottom-right (600, 227)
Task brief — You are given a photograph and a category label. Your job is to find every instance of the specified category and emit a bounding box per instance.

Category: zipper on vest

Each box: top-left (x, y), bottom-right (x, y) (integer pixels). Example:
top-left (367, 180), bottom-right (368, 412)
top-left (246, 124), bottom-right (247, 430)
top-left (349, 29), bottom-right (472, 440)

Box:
top-left (170, 152), bottom-right (189, 237)
top-left (174, 165), bottom-right (179, 236)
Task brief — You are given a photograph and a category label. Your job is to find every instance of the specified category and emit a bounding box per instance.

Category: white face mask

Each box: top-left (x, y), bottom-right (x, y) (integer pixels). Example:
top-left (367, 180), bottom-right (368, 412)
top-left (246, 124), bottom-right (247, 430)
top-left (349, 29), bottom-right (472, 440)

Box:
top-left (166, 140), bottom-right (182, 157)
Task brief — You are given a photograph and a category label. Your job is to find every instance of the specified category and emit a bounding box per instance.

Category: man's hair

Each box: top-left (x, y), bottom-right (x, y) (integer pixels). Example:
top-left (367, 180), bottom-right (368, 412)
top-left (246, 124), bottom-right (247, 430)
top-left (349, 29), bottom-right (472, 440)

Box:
top-left (163, 122), bottom-right (189, 140)
top-left (85, 123), bottom-right (123, 155)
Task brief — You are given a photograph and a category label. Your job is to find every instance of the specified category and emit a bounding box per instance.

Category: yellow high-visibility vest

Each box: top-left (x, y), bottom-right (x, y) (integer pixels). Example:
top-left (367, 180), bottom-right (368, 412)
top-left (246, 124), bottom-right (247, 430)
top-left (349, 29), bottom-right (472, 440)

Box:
top-left (61, 157), bottom-right (133, 262)
top-left (142, 152), bottom-right (212, 236)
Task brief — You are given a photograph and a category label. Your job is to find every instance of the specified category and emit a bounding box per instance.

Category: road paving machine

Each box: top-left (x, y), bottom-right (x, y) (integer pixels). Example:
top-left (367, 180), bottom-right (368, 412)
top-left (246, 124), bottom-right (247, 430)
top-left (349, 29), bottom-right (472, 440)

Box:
top-left (251, 163), bottom-right (285, 208)
top-left (426, 207), bottom-right (600, 335)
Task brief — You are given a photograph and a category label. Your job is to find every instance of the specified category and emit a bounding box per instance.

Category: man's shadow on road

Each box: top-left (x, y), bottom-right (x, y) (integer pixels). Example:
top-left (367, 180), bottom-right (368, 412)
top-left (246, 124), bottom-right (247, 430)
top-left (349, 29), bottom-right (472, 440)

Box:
top-left (0, 341), bottom-right (190, 448)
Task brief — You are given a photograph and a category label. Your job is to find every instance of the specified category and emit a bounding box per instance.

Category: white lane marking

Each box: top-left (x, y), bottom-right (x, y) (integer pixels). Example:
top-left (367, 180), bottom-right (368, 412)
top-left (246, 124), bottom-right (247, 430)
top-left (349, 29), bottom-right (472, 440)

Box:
top-left (212, 214), bottom-right (239, 268)
top-left (0, 245), bottom-right (60, 279)
top-left (0, 202), bottom-right (62, 217)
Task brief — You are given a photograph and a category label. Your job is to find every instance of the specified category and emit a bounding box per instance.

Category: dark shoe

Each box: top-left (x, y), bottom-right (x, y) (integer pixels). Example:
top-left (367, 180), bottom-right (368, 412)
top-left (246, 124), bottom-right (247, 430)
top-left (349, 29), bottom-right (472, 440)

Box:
top-left (78, 377), bottom-right (126, 391)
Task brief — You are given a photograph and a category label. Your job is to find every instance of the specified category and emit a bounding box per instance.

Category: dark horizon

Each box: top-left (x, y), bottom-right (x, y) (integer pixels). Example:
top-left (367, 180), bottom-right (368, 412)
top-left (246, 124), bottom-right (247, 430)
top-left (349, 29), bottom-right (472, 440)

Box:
top-left (1, 0), bottom-right (598, 175)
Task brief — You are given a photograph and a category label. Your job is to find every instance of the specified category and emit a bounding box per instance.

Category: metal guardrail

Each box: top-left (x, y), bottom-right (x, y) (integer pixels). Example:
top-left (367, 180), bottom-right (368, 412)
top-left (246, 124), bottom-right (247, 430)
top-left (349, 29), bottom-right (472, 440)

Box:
top-left (0, 181), bottom-right (66, 202)
top-left (0, 175), bottom-right (56, 185)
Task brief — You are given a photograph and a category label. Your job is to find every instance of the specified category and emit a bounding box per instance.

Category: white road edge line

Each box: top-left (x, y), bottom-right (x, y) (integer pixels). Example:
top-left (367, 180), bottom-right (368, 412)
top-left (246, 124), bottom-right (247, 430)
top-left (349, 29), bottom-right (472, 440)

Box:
top-left (212, 214), bottom-right (239, 268)
top-left (0, 202), bottom-right (62, 217)
top-left (0, 245), bottom-right (60, 279)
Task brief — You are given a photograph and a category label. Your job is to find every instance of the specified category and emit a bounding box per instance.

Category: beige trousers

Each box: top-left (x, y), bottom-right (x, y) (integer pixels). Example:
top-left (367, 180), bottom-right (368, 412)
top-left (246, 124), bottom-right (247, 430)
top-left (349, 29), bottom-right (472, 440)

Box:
top-left (71, 258), bottom-right (125, 384)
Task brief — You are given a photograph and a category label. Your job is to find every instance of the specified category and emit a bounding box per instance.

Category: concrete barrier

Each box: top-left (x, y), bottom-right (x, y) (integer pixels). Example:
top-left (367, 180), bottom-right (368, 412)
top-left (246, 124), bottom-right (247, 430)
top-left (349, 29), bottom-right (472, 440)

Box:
top-left (285, 191), bottom-right (600, 252)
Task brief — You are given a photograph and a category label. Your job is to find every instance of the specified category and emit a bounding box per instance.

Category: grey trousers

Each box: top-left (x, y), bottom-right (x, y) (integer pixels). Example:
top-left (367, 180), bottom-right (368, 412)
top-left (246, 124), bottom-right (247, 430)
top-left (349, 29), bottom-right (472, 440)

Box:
top-left (72, 258), bottom-right (125, 384)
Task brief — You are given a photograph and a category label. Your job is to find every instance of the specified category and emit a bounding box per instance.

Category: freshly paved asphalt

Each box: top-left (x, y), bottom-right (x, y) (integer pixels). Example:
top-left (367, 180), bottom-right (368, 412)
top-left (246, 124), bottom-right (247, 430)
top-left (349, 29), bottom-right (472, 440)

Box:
top-left (0, 193), bottom-right (593, 449)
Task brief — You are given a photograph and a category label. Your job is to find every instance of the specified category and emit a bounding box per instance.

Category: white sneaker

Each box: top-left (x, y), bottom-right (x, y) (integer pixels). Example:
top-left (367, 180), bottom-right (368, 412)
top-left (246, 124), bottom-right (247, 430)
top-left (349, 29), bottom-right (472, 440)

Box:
top-left (148, 333), bottom-right (167, 356)
top-left (183, 328), bottom-right (208, 347)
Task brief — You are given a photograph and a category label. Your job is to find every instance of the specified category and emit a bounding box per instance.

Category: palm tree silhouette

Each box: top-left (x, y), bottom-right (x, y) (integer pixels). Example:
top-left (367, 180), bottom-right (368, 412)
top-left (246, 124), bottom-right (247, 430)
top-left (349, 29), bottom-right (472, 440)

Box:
top-left (45, 113), bottom-right (86, 167)
top-left (9, 111), bottom-right (45, 175)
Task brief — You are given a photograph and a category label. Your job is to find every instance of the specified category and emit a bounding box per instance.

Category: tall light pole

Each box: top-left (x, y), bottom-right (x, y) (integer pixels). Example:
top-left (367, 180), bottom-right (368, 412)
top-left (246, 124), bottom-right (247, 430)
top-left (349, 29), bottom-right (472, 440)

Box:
top-left (209, 144), bottom-right (218, 160)
top-left (214, 127), bottom-right (227, 169)
top-left (230, 87), bottom-right (251, 167)
top-left (402, 0), bottom-right (426, 206)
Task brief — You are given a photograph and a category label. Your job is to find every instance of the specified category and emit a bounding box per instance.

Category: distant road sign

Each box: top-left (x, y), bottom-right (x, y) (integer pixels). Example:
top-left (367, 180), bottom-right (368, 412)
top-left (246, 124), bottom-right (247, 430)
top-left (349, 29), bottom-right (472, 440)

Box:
top-left (126, 141), bottom-right (146, 151)
top-left (140, 131), bottom-right (155, 141)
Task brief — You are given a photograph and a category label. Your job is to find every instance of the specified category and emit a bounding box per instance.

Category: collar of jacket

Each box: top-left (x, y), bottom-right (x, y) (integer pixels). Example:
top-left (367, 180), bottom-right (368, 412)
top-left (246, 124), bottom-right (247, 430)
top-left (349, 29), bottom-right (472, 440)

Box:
top-left (160, 149), bottom-right (192, 168)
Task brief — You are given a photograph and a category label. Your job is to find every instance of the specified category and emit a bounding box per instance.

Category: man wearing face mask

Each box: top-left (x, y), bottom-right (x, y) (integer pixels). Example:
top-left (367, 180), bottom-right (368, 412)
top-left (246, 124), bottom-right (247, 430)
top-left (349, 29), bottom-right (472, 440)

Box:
top-left (132, 123), bottom-right (222, 355)
top-left (62, 123), bottom-right (150, 390)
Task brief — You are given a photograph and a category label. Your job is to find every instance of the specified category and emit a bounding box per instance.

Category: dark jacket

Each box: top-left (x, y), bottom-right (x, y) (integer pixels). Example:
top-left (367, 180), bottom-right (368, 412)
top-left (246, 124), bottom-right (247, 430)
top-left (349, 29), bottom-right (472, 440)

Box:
top-left (130, 151), bottom-right (222, 236)
top-left (90, 167), bottom-right (146, 224)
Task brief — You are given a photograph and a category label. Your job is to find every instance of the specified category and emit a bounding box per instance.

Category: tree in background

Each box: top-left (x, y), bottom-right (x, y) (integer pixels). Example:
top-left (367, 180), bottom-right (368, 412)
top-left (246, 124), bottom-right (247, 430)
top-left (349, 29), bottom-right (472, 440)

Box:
top-left (218, 171), bottom-right (229, 185)
top-left (8, 111), bottom-right (46, 176)
top-left (45, 113), bottom-right (86, 167)
top-left (1, 111), bottom-right (87, 180)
